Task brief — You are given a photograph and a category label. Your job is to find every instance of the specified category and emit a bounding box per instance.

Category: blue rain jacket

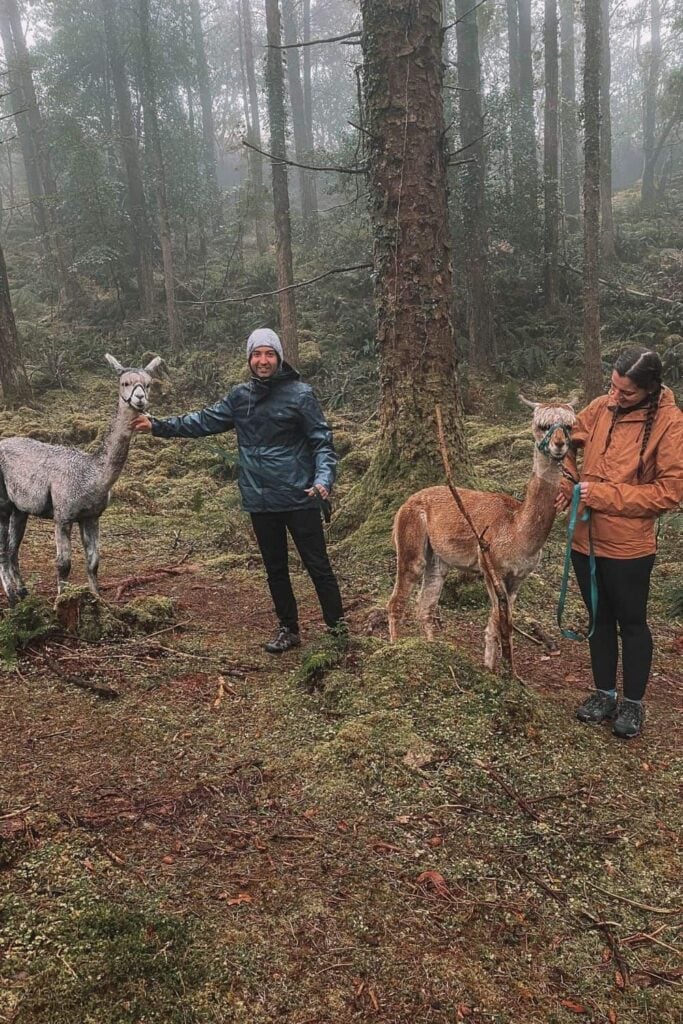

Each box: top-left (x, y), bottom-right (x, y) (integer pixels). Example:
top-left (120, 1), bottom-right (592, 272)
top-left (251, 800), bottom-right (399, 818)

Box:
top-left (150, 363), bottom-right (337, 513)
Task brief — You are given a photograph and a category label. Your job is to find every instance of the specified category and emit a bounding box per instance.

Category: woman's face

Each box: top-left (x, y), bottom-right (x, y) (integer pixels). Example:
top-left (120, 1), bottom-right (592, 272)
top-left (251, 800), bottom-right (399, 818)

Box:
top-left (608, 370), bottom-right (651, 408)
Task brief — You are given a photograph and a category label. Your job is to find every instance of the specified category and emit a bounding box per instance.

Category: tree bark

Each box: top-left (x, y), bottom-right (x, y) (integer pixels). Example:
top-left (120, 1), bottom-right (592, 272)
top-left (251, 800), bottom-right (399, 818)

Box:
top-left (559, 0), bottom-right (580, 232)
top-left (583, 0), bottom-right (602, 400)
top-left (360, 0), bottom-right (467, 474)
top-left (264, 0), bottom-right (298, 365)
top-left (0, 237), bottom-right (29, 406)
top-left (302, 0), bottom-right (314, 145)
top-left (241, 0), bottom-right (269, 254)
top-left (516, 0), bottom-right (540, 245)
top-left (189, 0), bottom-right (221, 229)
top-left (600, 0), bottom-right (616, 261)
top-left (282, 0), bottom-right (319, 245)
top-left (101, 0), bottom-right (155, 314)
top-left (641, 0), bottom-right (661, 209)
top-left (455, 0), bottom-right (495, 365)
top-left (544, 0), bottom-right (560, 308)
top-left (139, 0), bottom-right (181, 346)
top-left (1, 0), bottom-right (77, 302)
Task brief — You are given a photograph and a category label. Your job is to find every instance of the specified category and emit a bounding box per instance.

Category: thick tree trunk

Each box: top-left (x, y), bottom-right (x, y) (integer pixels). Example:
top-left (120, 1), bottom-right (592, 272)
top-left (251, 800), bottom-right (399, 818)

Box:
top-left (0, 237), bottom-right (29, 406)
top-left (559, 0), bottom-right (580, 232)
top-left (641, 0), bottom-right (661, 210)
top-left (583, 0), bottom-right (602, 400)
top-left (189, 0), bottom-right (221, 229)
top-left (264, 0), bottom-right (298, 365)
top-left (241, 0), bottom-right (269, 254)
top-left (516, 0), bottom-right (540, 245)
top-left (1, 0), bottom-right (76, 302)
top-left (282, 0), bottom-right (319, 245)
top-left (455, 0), bottom-right (495, 366)
top-left (139, 0), bottom-right (181, 347)
top-left (360, 0), bottom-right (467, 473)
top-left (101, 0), bottom-right (155, 314)
top-left (600, 0), bottom-right (616, 262)
top-left (543, 0), bottom-right (560, 309)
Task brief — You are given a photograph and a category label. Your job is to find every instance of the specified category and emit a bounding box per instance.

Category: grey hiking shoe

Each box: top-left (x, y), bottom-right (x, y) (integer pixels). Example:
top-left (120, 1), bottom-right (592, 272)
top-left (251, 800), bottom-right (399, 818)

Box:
top-left (613, 700), bottom-right (644, 739)
top-left (264, 626), bottom-right (301, 654)
top-left (576, 690), bottom-right (618, 724)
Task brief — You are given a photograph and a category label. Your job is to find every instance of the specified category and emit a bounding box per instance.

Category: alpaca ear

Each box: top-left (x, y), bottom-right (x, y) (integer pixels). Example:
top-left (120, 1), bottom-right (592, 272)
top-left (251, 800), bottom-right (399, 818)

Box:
top-left (518, 394), bottom-right (539, 410)
top-left (144, 356), bottom-right (163, 376)
top-left (105, 353), bottom-right (125, 376)
top-left (569, 397), bottom-right (579, 409)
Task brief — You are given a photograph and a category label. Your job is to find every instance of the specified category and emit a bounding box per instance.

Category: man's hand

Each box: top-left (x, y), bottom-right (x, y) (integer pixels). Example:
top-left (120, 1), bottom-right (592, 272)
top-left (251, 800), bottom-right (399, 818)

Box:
top-left (306, 483), bottom-right (329, 500)
top-left (131, 415), bottom-right (152, 432)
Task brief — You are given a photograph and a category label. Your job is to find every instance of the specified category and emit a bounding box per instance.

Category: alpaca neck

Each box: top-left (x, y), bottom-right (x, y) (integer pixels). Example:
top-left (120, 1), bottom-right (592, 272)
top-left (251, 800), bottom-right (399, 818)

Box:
top-left (513, 449), bottom-right (563, 557)
top-left (98, 401), bottom-right (135, 486)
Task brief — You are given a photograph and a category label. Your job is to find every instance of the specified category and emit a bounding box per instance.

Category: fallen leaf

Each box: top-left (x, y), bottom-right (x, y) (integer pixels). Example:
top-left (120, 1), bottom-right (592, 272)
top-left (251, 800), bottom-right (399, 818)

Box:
top-left (402, 746), bottom-right (436, 769)
top-left (416, 870), bottom-right (450, 897)
top-left (602, 946), bottom-right (613, 963)
top-left (615, 970), bottom-right (626, 990)
top-left (218, 892), bottom-right (252, 906)
top-left (456, 1005), bottom-right (473, 1019)
top-left (427, 835), bottom-right (443, 847)
top-left (161, 855), bottom-right (174, 865)
top-left (303, 807), bottom-right (317, 819)
top-left (607, 1010), bottom-right (618, 1023)
top-left (560, 999), bottom-right (588, 1014)
top-left (337, 820), bottom-right (349, 832)
top-left (83, 858), bottom-right (95, 872)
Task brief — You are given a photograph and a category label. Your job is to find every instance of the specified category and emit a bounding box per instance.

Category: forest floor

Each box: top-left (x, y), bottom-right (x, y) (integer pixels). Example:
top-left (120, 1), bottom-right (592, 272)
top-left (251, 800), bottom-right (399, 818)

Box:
top-left (0, 382), bottom-right (681, 1024)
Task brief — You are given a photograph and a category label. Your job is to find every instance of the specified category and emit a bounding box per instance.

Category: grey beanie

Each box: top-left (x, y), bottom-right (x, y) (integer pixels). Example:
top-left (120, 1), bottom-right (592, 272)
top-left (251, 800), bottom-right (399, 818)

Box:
top-left (247, 328), bottom-right (283, 364)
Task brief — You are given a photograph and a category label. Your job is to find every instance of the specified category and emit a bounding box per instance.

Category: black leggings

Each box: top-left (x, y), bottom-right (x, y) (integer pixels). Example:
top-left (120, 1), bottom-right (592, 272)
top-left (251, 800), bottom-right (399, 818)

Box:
top-left (251, 508), bottom-right (344, 631)
top-left (571, 551), bottom-right (655, 701)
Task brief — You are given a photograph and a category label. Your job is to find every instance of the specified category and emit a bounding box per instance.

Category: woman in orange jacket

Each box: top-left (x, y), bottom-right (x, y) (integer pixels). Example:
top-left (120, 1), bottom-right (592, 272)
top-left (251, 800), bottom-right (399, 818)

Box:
top-left (557, 347), bottom-right (683, 738)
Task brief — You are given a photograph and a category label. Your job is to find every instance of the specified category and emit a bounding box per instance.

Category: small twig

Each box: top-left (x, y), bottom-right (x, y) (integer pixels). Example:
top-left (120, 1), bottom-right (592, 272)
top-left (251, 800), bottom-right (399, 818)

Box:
top-left (623, 932), bottom-right (683, 959)
top-left (474, 760), bottom-right (540, 821)
top-left (443, 0), bottom-right (490, 31)
top-left (585, 881), bottom-right (683, 915)
top-left (0, 805), bottom-right (33, 820)
top-left (513, 623), bottom-right (544, 646)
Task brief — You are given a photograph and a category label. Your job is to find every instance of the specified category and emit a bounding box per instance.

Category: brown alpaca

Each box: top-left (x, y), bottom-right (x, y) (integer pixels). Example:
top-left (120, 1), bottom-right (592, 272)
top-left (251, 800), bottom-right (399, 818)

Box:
top-left (387, 398), bottom-right (577, 672)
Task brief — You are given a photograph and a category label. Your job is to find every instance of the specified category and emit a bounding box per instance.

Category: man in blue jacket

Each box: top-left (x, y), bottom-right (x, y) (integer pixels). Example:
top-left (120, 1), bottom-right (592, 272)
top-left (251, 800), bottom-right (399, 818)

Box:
top-left (132, 328), bottom-right (344, 653)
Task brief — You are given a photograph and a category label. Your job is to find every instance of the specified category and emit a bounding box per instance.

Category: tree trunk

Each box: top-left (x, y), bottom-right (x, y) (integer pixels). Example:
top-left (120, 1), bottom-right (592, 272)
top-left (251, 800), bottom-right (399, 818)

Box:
top-left (583, 0), bottom-right (602, 400)
top-left (302, 0), bottom-right (314, 146)
top-left (282, 0), bottom-right (319, 245)
top-left (360, 0), bottom-right (467, 474)
top-left (641, 0), bottom-right (661, 210)
top-left (543, 0), bottom-right (560, 309)
top-left (559, 0), bottom-right (580, 232)
top-left (189, 0), bottom-right (221, 229)
top-left (0, 237), bottom-right (29, 406)
top-left (455, 0), bottom-right (495, 366)
top-left (139, 0), bottom-right (181, 347)
top-left (600, 0), bottom-right (616, 262)
top-left (1, 0), bottom-right (77, 302)
top-left (241, 0), bottom-right (269, 254)
top-left (101, 0), bottom-right (155, 314)
top-left (264, 0), bottom-right (298, 365)
top-left (0, 7), bottom-right (44, 237)
top-left (516, 0), bottom-right (540, 246)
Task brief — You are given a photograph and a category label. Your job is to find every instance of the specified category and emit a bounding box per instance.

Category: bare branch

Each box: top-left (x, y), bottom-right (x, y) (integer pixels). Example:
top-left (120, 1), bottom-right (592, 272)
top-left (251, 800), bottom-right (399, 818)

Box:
top-left (177, 263), bottom-right (372, 307)
top-left (268, 30), bottom-right (362, 50)
top-left (443, 0), bottom-right (490, 31)
top-left (242, 139), bottom-right (365, 175)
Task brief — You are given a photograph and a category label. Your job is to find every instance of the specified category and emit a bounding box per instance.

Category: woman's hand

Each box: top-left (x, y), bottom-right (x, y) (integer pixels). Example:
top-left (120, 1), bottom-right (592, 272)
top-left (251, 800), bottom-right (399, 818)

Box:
top-left (131, 415), bottom-right (152, 432)
top-left (579, 481), bottom-right (591, 503)
top-left (306, 483), bottom-right (329, 500)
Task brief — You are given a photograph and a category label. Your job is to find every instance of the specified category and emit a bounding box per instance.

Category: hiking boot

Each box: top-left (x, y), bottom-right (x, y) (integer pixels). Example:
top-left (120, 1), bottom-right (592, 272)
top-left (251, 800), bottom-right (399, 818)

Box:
top-left (264, 626), bottom-right (301, 654)
top-left (613, 699), bottom-right (644, 739)
top-left (576, 690), bottom-right (618, 724)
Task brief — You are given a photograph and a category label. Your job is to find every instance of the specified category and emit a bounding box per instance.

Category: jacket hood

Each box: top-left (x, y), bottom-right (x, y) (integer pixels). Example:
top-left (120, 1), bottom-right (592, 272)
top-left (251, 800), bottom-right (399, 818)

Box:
top-left (249, 360), bottom-right (300, 390)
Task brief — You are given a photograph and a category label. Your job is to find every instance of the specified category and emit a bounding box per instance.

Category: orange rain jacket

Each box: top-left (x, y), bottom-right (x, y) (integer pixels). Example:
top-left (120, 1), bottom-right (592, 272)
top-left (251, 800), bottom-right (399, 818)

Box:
top-left (567, 385), bottom-right (683, 559)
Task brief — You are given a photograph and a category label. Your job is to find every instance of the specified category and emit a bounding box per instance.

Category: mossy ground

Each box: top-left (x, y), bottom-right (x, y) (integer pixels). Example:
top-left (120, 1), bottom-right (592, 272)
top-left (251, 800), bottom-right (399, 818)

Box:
top-left (0, 369), bottom-right (681, 1024)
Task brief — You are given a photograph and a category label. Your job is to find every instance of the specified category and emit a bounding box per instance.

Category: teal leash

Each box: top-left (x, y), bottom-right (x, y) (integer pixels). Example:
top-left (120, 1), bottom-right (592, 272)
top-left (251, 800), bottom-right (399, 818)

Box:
top-left (557, 483), bottom-right (598, 641)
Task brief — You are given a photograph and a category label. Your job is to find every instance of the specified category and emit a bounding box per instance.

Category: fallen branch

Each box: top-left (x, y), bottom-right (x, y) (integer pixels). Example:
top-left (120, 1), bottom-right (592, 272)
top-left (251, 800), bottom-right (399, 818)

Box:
top-left (63, 676), bottom-right (119, 700)
top-left (585, 881), bottom-right (683, 915)
top-left (269, 30), bottom-right (361, 49)
top-left (581, 910), bottom-right (630, 986)
top-left (560, 263), bottom-right (679, 306)
top-left (474, 760), bottom-right (540, 821)
top-left (435, 405), bottom-right (514, 676)
top-left (100, 550), bottom-right (194, 601)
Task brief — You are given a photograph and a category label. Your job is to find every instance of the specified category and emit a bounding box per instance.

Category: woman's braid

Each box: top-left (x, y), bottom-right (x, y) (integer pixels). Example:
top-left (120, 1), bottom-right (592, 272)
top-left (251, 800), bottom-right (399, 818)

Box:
top-left (637, 389), bottom-right (661, 479)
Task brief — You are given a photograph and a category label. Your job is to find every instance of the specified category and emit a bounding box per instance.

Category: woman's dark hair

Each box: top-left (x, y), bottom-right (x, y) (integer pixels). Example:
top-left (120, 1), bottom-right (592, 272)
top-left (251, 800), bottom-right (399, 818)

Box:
top-left (611, 347), bottom-right (663, 479)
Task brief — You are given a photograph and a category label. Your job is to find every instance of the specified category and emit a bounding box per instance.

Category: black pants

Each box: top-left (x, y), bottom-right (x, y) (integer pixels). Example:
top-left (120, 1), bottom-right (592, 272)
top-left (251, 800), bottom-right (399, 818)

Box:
top-left (571, 551), bottom-right (655, 701)
top-left (250, 508), bottom-right (344, 631)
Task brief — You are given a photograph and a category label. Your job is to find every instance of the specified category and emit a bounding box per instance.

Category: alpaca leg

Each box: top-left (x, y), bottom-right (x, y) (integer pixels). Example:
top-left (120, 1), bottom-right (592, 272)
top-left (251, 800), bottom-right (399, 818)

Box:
top-left (388, 561), bottom-right (423, 640)
top-left (55, 521), bottom-right (73, 594)
top-left (79, 518), bottom-right (100, 597)
top-left (415, 554), bottom-right (449, 641)
top-left (0, 511), bottom-right (19, 606)
top-left (387, 506), bottom-right (427, 640)
top-left (9, 510), bottom-right (29, 598)
top-left (482, 577), bottom-right (503, 672)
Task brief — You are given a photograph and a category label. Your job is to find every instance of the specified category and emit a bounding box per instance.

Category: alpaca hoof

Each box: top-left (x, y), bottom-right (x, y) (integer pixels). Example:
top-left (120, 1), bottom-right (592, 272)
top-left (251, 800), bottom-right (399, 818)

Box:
top-left (17, 586), bottom-right (28, 599)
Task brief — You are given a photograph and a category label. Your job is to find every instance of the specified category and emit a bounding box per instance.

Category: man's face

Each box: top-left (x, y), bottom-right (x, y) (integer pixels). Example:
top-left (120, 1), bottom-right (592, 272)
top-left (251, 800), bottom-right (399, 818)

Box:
top-left (250, 346), bottom-right (280, 378)
top-left (609, 370), bottom-right (650, 409)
